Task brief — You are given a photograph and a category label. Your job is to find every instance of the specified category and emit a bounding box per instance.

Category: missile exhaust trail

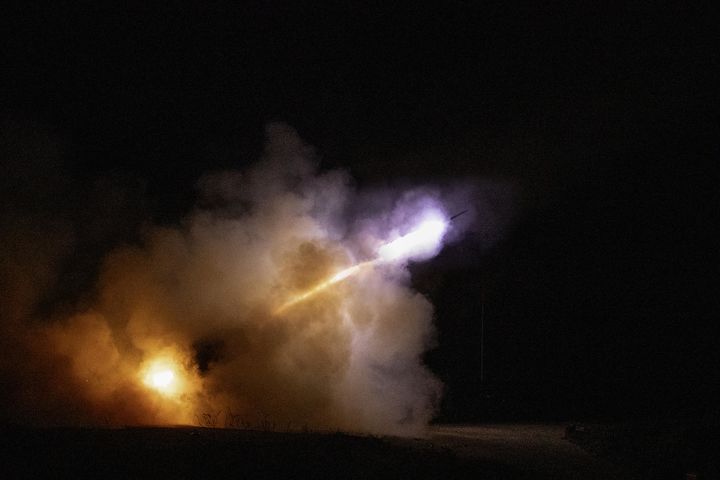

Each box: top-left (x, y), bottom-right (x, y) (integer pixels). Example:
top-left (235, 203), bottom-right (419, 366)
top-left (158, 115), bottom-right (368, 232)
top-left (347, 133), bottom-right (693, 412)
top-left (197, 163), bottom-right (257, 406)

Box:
top-left (274, 211), bottom-right (455, 314)
top-left (273, 260), bottom-right (376, 314)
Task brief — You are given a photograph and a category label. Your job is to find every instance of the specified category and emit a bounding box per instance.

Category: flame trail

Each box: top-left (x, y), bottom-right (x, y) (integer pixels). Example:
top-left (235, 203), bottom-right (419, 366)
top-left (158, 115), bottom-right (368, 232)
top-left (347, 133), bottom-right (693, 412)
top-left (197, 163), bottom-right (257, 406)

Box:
top-left (274, 260), bottom-right (376, 314)
top-left (377, 217), bottom-right (447, 262)
top-left (274, 215), bottom-right (448, 314)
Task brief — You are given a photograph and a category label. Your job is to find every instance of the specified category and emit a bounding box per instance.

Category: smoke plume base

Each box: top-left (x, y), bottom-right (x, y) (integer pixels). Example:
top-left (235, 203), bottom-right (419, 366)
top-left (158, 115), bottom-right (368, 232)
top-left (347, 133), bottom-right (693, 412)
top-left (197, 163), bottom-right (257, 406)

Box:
top-left (0, 123), bottom-right (513, 436)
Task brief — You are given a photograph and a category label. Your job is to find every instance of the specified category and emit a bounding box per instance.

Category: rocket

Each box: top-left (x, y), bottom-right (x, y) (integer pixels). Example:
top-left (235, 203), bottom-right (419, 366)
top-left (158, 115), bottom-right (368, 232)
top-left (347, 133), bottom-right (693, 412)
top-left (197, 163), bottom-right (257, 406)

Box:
top-left (449, 209), bottom-right (468, 221)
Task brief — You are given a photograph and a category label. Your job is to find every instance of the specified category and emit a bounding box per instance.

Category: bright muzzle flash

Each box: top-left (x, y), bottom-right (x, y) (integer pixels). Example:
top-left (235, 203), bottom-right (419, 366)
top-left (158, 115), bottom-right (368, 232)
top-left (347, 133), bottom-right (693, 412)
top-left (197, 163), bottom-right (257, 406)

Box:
top-left (275, 212), bottom-right (448, 314)
top-left (150, 369), bottom-right (174, 388)
top-left (143, 360), bottom-right (180, 395)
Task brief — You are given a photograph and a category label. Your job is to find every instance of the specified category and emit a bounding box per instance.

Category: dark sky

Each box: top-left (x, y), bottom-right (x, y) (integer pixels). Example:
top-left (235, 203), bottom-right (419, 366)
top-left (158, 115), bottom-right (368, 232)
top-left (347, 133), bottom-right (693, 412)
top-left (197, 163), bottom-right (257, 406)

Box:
top-left (2, 2), bottom-right (717, 422)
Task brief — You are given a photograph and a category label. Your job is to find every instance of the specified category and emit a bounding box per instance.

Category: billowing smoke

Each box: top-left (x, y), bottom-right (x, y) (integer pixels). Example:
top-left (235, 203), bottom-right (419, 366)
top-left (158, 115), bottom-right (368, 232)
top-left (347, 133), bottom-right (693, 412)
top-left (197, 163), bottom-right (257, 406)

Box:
top-left (0, 122), bottom-right (512, 435)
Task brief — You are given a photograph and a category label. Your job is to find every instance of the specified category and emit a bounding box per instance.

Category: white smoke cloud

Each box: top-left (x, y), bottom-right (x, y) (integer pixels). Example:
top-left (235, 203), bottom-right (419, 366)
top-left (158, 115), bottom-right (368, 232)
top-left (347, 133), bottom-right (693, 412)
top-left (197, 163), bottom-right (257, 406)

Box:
top-left (0, 121), bottom-right (519, 436)
top-left (0, 122), bottom-right (455, 436)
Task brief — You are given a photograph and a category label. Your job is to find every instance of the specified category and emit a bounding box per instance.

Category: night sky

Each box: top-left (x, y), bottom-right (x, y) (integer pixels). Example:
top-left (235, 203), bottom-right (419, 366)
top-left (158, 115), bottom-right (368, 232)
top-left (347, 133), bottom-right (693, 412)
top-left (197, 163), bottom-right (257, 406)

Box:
top-left (2, 2), bottom-right (717, 423)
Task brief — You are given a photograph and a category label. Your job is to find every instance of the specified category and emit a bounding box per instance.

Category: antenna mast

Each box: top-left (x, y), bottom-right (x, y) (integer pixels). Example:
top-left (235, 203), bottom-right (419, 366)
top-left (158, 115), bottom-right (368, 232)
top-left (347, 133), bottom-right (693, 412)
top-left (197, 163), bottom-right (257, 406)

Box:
top-left (480, 288), bottom-right (485, 385)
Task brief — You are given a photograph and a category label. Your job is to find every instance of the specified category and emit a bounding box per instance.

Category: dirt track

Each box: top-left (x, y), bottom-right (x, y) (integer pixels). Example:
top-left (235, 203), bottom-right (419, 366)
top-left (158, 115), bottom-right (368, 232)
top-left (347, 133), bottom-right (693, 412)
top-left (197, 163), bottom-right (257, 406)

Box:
top-left (426, 424), bottom-right (634, 479)
top-left (1, 424), bottom-right (636, 479)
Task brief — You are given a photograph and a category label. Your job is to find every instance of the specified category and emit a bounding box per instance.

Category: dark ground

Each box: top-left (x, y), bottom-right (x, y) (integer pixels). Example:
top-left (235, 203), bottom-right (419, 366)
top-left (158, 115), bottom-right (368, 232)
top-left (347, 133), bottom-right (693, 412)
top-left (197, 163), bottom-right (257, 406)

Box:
top-left (428, 424), bottom-right (631, 479)
top-left (0, 425), bottom-right (523, 480)
top-left (564, 421), bottom-right (720, 480)
top-left (4, 422), bottom-right (719, 479)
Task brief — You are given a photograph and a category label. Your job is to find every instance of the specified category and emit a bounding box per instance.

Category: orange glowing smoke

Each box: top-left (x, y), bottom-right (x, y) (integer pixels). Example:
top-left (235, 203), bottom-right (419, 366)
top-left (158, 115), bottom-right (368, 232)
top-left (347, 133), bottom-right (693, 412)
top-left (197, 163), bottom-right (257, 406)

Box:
top-left (141, 358), bottom-right (183, 396)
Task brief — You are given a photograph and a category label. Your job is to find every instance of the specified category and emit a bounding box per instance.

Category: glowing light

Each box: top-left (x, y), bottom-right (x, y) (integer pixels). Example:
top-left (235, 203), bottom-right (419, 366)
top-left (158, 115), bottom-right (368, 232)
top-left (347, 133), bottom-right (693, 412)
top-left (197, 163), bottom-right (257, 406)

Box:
top-left (377, 217), bottom-right (448, 262)
top-left (142, 360), bottom-right (180, 395)
top-left (150, 369), bottom-right (174, 388)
